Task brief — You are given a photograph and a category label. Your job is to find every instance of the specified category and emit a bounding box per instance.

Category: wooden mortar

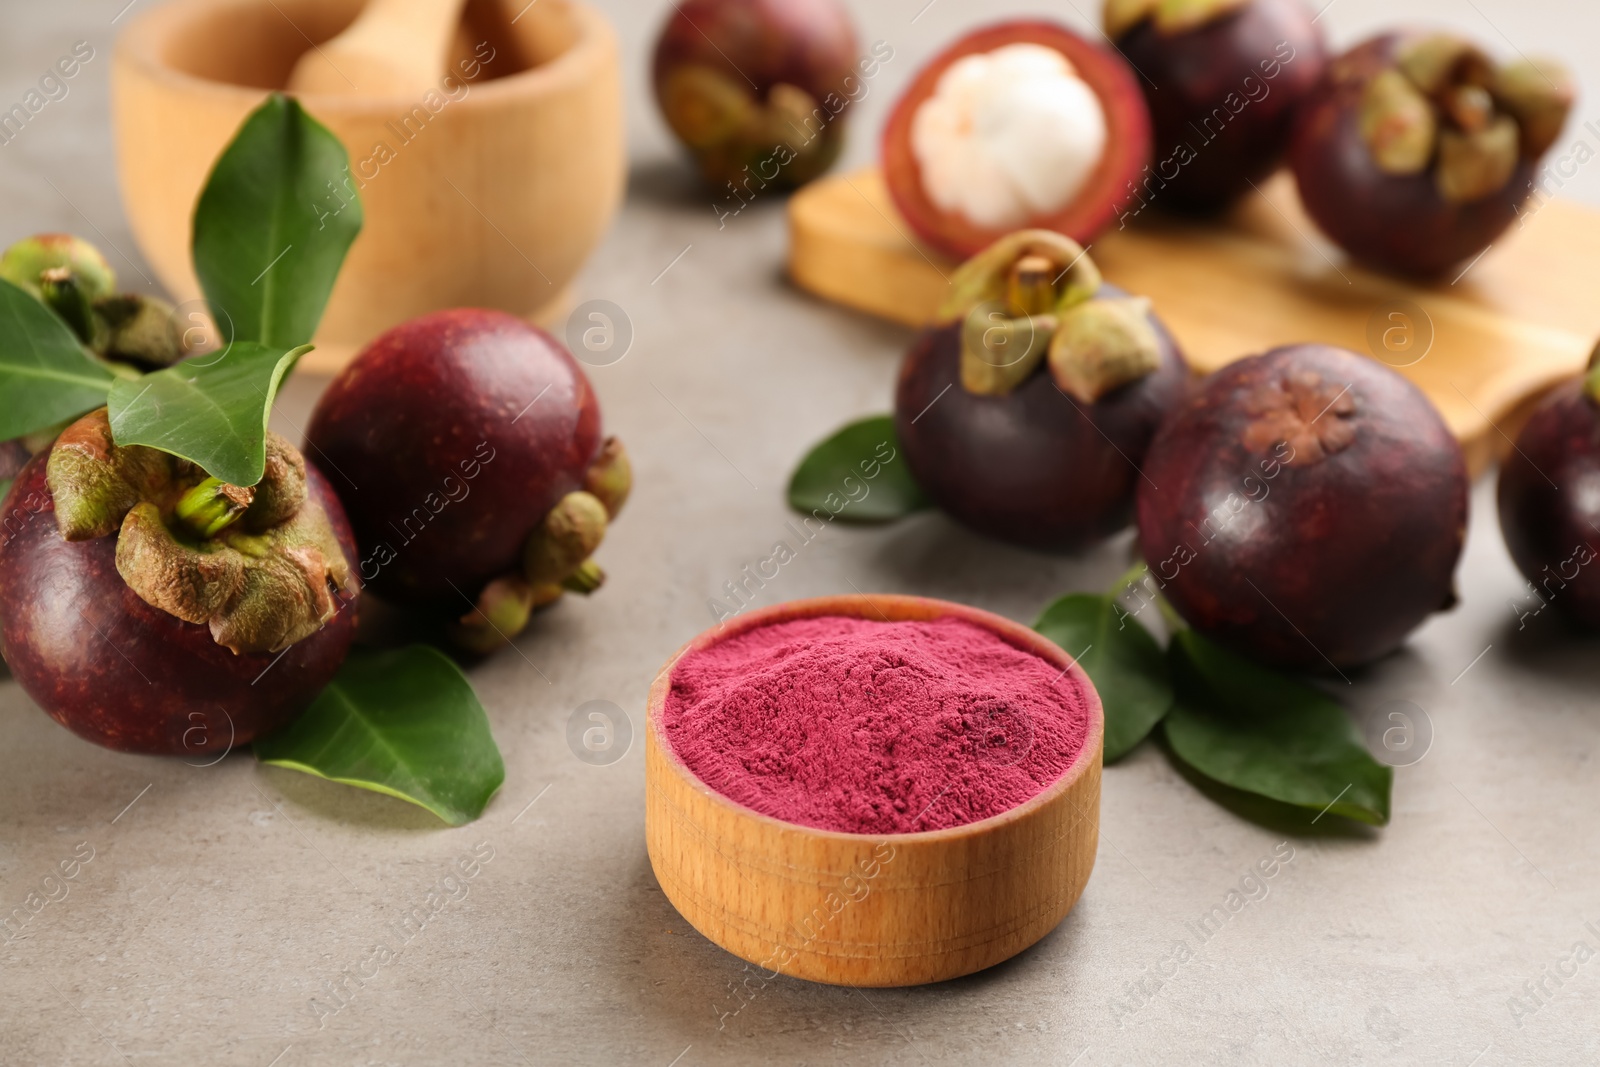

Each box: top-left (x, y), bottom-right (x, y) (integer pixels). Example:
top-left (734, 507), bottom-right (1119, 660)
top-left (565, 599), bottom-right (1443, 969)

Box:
top-left (645, 594), bottom-right (1104, 987)
top-left (112, 0), bottom-right (623, 373)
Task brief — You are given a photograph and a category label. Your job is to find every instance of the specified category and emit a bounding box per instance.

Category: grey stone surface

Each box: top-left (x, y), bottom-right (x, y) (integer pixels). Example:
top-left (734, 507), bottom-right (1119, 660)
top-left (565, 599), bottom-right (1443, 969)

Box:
top-left (2, 1), bottom-right (1598, 1065)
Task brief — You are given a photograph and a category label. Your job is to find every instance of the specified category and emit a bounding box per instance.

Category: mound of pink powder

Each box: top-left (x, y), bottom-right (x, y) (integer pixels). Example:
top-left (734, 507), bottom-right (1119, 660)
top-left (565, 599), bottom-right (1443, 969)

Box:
top-left (662, 615), bottom-right (1092, 834)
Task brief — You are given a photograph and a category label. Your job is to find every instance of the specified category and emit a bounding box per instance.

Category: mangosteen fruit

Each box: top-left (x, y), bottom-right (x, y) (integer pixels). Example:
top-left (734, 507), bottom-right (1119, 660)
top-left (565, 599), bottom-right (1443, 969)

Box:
top-left (652, 0), bottom-right (861, 190)
top-left (1136, 344), bottom-right (1467, 671)
top-left (1497, 345), bottom-right (1600, 628)
top-left (1290, 32), bottom-right (1574, 277)
top-left (894, 230), bottom-right (1189, 549)
top-left (1105, 0), bottom-right (1327, 213)
top-left (882, 21), bottom-right (1152, 257)
top-left (304, 308), bottom-right (629, 654)
top-left (0, 409), bottom-right (358, 754)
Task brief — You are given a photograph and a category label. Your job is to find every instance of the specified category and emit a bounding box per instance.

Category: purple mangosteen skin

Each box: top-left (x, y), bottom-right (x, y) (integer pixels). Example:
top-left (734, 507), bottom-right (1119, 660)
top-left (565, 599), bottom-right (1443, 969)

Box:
top-left (894, 284), bottom-right (1190, 550)
top-left (305, 308), bottom-right (602, 610)
top-left (1497, 380), bottom-right (1600, 627)
top-left (1136, 344), bottom-right (1467, 670)
top-left (1291, 33), bottom-right (1538, 278)
top-left (0, 454), bottom-right (358, 755)
top-left (1116, 0), bottom-right (1327, 213)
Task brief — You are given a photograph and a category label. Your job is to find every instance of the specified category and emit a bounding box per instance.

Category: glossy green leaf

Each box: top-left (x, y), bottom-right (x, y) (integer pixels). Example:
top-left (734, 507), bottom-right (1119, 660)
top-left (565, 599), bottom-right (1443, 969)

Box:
top-left (1164, 630), bottom-right (1392, 826)
top-left (1035, 592), bottom-right (1173, 763)
top-left (0, 277), bottom-right (114, 441)
top-left (192, 94), bottom-right (362, 348)
top-left (787, 414), bottom-right (930, 522)
top-left (106, 341), bottom-right (310, 486)
top-left (255, 646), bottom-right (505, 826)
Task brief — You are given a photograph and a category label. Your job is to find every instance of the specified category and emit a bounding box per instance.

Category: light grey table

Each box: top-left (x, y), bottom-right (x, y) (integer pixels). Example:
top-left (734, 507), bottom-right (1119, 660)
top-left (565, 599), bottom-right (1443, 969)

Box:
top-left (3, 2), bottom-right (1597, 1064)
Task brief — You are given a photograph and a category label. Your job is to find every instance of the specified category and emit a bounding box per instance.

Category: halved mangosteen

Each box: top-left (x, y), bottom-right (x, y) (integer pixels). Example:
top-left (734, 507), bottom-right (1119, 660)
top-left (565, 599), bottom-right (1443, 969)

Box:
top-left (882, 21), bottom-right (1151, 259)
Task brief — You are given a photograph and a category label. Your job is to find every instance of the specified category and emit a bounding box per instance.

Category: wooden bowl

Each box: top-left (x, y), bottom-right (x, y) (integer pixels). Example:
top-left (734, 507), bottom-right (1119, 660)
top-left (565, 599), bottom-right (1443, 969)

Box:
top-left (111, 0), bottom-right (623, 373)
top-left (645, 594), bottom-right (1104, 987)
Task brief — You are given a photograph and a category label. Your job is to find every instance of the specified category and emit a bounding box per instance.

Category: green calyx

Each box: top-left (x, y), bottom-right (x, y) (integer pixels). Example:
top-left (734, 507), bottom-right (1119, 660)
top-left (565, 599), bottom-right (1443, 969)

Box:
top-left (95, 293), bottom-right (189, 369)
top-left (450, 477), bottom-right (621, 654)
top-left (583, 436), bottom-right (632, 519)
top-left (658, 65), bottom-right (836, 189)
top-left (47, 408), bottom-right (174, 541)
top-left (45, 407), bottom-right (351, 656)
top-left (1584, 341), bottom-right (1600, 407)
top-left (1359, 69), bottom-right (1437, 175)
top-left (561, 558), bottom-right (606, 594)
top-left (938, 230), bottom-right (1162, 402)
top-left (448, 575), bottom-right (559, 656)
top-left (1049, 297), bottom-right (1164, 404)
top-left (1104, 0), bottom-right (1250, 40)
top-left (1435, 116), bottom-right (1520, 203)
top-left (660, 65), bottom-right (757, 151)
top-left (1494, 58), bottom-right (1576, 158)
top-left (523, 490), bottom-right (609, 587)
top-left (1361, 35), bottom-right (1573, 203)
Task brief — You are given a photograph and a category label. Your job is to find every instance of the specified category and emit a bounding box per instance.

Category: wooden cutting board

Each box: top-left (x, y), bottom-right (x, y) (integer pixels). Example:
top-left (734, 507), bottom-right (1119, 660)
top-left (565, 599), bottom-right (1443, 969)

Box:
top-left (788, 168), bottom-right (1600, 476)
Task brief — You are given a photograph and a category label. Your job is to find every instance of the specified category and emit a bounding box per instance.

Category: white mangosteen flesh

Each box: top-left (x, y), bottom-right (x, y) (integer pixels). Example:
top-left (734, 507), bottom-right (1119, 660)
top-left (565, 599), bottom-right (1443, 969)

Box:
top-left (910, 43), bottom-right (1109, 231)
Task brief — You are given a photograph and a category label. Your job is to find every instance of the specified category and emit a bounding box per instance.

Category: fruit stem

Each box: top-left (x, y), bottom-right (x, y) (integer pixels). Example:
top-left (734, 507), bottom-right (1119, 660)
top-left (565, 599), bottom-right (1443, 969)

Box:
top-left (39, 267), bottom-right (103, 349)
top-left (1006, 255), bottom-right (1057, 318)
top-left (174, 477), bottom-right (256, 538)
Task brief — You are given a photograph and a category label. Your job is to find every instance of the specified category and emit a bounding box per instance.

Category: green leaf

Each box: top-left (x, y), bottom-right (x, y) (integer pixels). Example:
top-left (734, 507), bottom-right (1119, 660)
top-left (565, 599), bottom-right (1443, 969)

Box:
top-left (0, 277), bottom-right (114, 441)
top-left (787, 414), bottom-right (930, 522)
top-left (192, 93), bottom-right (362, 348)
top-left (1034, 593), bottom-right (1173, 763)
top-left (255, 646), bottom-right (505, 826)
top-left (1163, 630), bottom-right (1392, 826)
top-left (106, 342), bottom-right (310, 485)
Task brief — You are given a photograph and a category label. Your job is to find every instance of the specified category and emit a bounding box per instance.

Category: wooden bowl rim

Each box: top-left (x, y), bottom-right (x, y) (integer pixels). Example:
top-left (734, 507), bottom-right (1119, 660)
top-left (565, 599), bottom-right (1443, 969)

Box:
top-left (646, 593), bottom-right (1104, 845)
top-left (114, 0), bottom-right (614, 111)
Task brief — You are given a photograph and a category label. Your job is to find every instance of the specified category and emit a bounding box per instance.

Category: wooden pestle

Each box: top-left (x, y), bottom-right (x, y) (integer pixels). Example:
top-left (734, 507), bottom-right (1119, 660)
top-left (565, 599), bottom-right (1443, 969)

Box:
top-left (288, 0), bottom-right (471, 97)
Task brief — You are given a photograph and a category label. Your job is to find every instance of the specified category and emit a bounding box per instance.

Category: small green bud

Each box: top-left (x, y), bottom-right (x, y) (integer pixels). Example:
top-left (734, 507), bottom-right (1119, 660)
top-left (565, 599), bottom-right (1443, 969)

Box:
top-left (0, 233), bottom-right (115, 301)
top-left (96, 293), bottom-right (187, 369)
